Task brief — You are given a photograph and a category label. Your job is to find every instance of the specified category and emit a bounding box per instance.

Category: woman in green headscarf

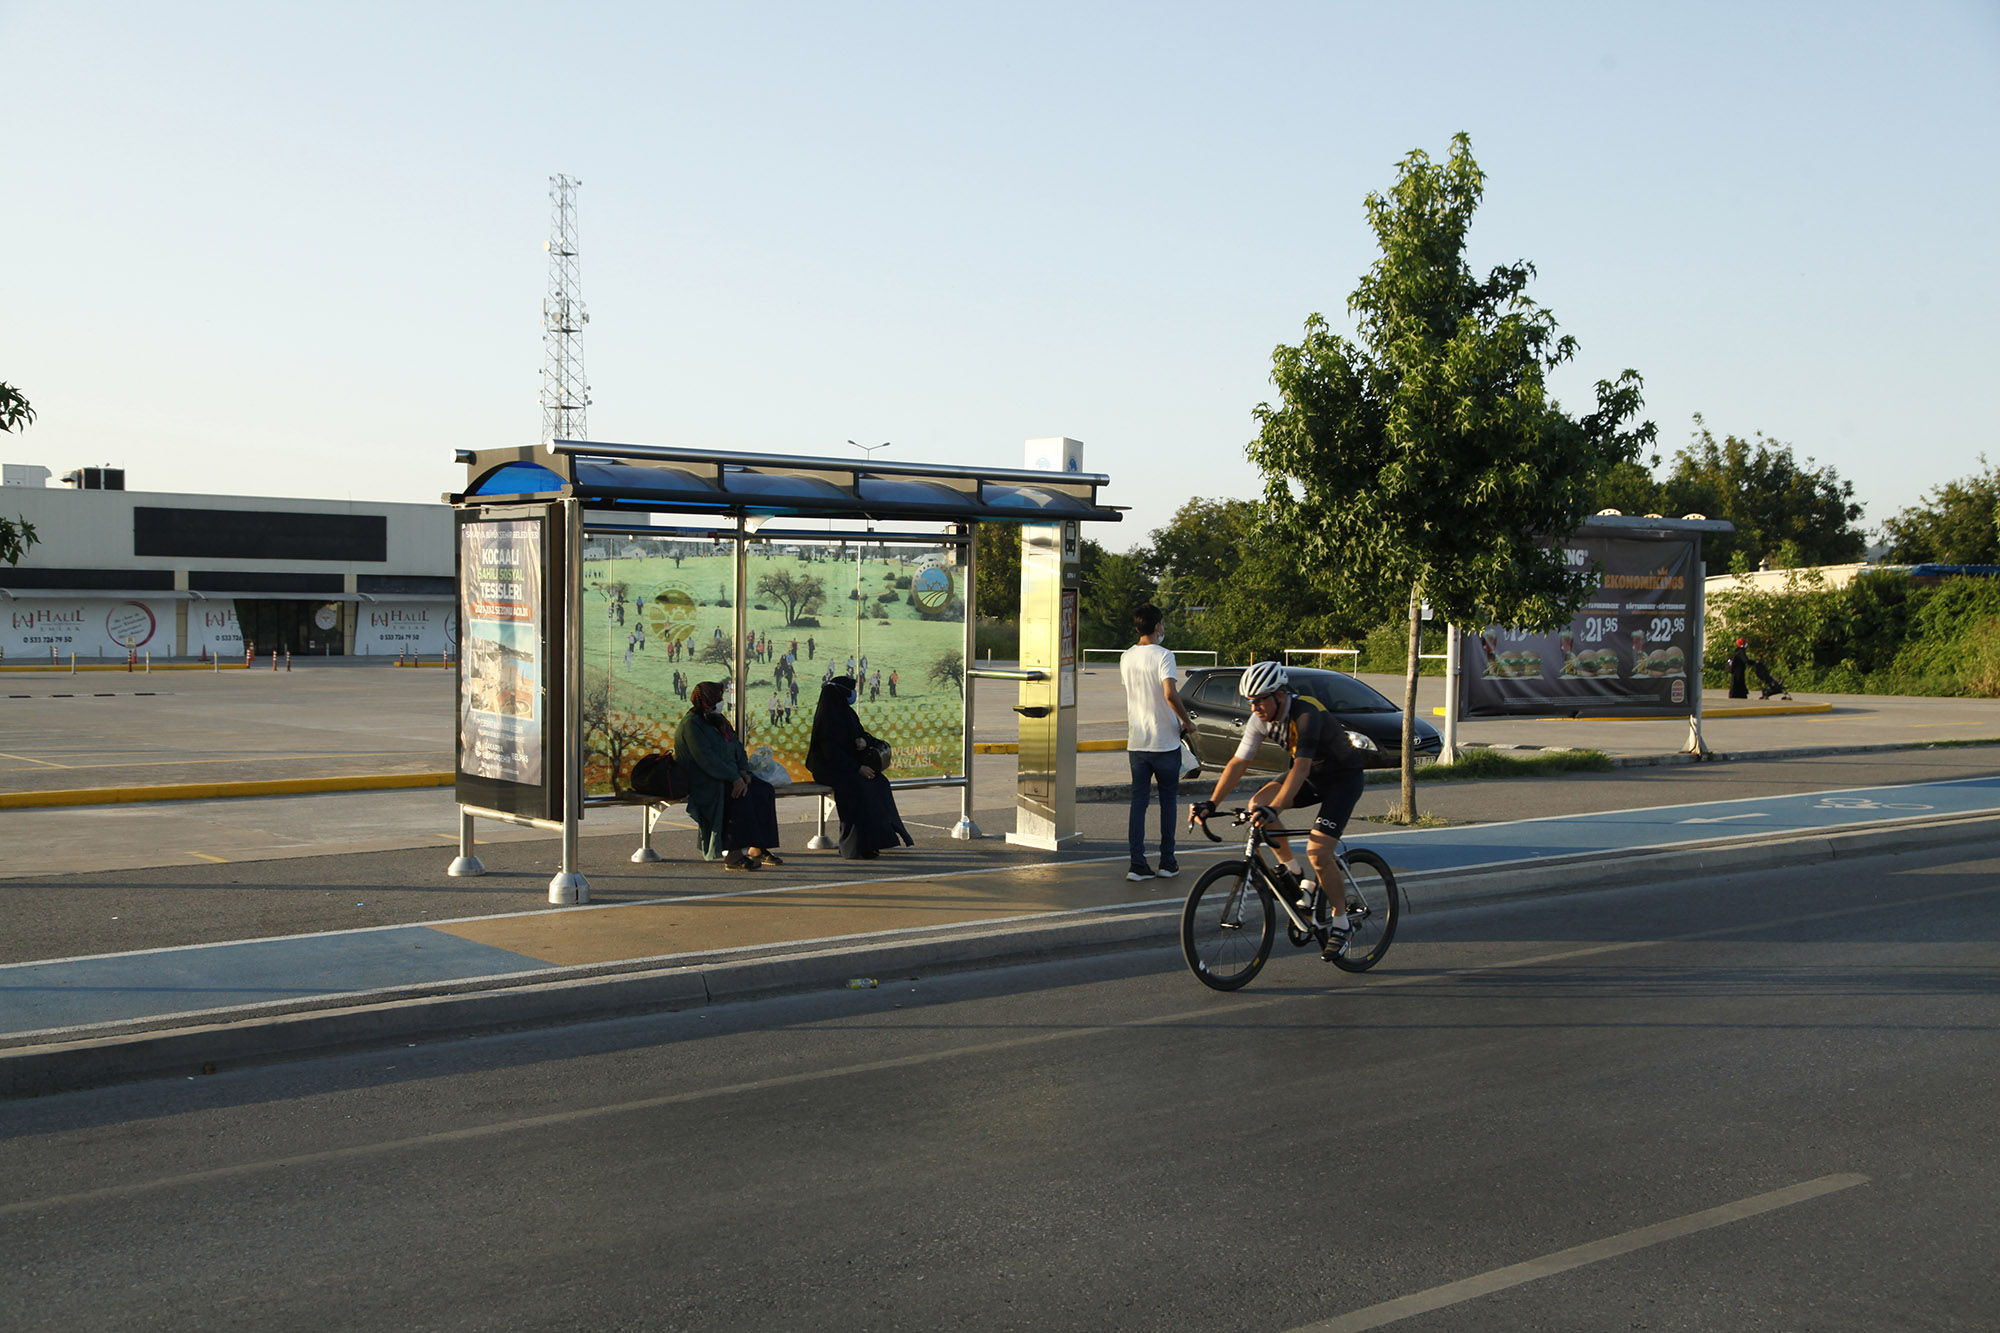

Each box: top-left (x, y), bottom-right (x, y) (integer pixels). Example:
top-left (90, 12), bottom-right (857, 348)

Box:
top-left (674, 680), bottom-right (782, 870)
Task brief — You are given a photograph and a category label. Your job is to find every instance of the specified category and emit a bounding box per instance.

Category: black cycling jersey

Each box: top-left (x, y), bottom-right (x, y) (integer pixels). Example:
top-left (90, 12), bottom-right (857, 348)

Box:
top-left (1237, 694), bottom-right (1366, 773)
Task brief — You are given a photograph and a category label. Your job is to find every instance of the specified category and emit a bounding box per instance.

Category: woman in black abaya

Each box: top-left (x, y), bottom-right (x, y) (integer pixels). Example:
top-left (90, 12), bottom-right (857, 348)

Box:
top-left (806, 675), bottom-right (912, 859)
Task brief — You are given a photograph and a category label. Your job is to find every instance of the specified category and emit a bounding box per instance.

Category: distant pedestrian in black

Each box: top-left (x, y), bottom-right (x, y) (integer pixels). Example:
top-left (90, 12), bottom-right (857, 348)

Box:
top-left (807, 676), bottom-right (911, 860)
top-left (1728, 639), bottom-right (1751, 698)
top-left (1728, 637), bottom-right (1790, 700)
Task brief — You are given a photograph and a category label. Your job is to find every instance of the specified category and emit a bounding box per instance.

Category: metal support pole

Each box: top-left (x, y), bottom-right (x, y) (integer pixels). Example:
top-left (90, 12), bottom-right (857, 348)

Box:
top-left (1442, 625), bottom-right (1461, 765)
top-left (1686, 557), bottom-right (1710, 757)
top-left (550, 498), bottom-right (590, 903)
top-left (953, 521), bottom-right (982, 840)
top-left (808, 792), bottom-right (835, 850)
top-left (734, 515), bottom-right (749, 728)
top-left (448, 806), bottom-right (486, 877)
top-left (631, 802), bottom-right (663, 863)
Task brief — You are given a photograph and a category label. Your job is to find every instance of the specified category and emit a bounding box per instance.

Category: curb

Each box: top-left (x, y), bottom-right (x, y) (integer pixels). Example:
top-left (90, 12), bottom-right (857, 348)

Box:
top-left (5, 809), bottom-right (1997, 1098)
top-left (0, 771), bottom-right (454, 810)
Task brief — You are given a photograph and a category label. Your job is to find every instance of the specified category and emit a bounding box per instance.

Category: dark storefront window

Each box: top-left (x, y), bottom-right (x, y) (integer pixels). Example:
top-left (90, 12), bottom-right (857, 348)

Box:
top-left (235, 600), bottom-right (346, 657)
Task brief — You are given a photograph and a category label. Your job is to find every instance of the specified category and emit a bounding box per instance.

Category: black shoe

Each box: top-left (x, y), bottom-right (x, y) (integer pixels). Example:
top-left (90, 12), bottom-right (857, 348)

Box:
top-left (1126, 864), bottom-right (1156, 882)
top-left (1321, 925), bottom-right (1352, 961)
top-left (1156, 861), bottom-right (1180, 879)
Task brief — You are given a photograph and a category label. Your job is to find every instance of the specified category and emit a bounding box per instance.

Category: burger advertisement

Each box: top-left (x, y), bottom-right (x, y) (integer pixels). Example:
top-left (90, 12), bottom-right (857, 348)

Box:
top-left (1463, 536), bottom-right (1699, 718)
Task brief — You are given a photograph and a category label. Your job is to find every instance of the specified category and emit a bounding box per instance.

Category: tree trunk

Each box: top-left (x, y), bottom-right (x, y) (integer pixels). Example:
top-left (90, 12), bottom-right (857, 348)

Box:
top-left (1401, 583), bottom-right (1422, 823)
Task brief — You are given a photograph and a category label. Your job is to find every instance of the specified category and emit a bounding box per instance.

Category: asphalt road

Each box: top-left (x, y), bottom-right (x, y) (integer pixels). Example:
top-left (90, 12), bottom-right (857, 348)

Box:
top-left (3, 845), bottom-right (1993, 1331)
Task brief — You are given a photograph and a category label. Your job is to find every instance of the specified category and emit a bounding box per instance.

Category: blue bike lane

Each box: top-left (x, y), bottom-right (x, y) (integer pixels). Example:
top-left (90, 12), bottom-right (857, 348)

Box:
top-left (3, 776), bottom-right (1997, 1041)
top-left (1356, 774), bottom-right (2000, 873)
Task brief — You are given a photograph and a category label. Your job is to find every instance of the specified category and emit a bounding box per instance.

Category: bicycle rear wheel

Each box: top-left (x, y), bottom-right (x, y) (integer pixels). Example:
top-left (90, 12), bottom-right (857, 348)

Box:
top-left (1329, 848), bottom-right (1399, 973)
top-left (1181, 860), bottom-right (1276, 991)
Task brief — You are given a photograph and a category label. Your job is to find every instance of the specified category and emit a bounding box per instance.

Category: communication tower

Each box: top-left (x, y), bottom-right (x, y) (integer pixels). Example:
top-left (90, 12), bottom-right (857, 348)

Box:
top-left (540, 174), bottom-right (591, 444)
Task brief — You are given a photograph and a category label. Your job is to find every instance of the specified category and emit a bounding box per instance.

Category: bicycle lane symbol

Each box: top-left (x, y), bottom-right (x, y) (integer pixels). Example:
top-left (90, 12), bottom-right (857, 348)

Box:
top-left (1811, 797), bottom-right (1935, 812)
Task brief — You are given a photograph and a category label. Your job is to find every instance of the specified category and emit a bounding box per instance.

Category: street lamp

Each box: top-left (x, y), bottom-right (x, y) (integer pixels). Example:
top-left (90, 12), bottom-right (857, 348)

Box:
top-left (846, 439), bottom-right (892, 464)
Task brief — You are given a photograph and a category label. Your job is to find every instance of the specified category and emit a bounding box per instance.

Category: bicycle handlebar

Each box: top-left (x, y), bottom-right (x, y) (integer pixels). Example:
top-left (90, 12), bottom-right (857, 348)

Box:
top-left (1190, 806), bottom-right (1300, 842)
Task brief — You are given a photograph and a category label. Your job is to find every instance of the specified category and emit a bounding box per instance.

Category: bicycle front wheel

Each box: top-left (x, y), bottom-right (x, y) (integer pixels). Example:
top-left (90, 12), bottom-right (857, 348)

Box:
top-left (1181, 860), bottom-right (1276, 991)
top-left (1330, 848), bottom-right (1399, 973)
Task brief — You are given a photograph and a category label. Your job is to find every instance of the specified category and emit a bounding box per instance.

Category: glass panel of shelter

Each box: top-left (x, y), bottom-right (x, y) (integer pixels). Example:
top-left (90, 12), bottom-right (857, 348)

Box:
top-left (578, 520), bottom-right (968, 799)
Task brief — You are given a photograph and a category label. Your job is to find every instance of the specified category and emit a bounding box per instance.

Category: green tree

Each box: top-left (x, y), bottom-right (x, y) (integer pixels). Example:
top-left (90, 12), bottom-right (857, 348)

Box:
top-left (1657, 415), bottom-right (1864, 570)
top-left (1247, 135), bottom-right (1654, 819)
top-left (1588, 455), bottom-right (1667, 518)
top-left (1143, 497), bottom-right (1259, 603)
top-left (974, 523), bottom-right (1020, 620)
top-left (928, 648), bottom-right (965, 697)
top-left (1880, 457), bottom-right (2000, 565)
top-left (0, 381), bottom-right (40, 565)
top-left (755, 569), bottom-right (827, 624)
top-left (1077, 545), bottom-right (1156, 650)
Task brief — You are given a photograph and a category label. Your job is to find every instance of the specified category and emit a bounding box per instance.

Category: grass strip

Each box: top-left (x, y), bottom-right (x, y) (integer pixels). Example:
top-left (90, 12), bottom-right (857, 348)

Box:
top-left (1415, 748), bottom-right (1613, 782)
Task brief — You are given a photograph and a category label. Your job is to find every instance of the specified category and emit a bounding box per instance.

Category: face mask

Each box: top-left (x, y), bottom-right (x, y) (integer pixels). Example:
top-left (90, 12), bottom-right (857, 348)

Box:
top-left (847, 690), bottom-right (858, 705)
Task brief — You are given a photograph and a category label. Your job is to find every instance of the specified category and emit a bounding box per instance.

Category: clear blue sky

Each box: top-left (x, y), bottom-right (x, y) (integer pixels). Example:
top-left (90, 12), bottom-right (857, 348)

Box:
top-left (3, 1), bottom-right (1994, 552)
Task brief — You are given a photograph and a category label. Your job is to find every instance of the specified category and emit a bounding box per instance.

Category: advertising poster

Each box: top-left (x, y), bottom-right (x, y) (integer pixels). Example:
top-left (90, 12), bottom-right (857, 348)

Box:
top-left (185, 602), bottom-right (244, 658)
top-left (457, 517), bottom-right (546, 787)
top-left (1462, 536), bottom-right (1699, 718)
top-left (576, 533), bottom-right (967, 796)
top-left (2, 598), bottom-right (180, 659)
top-left (355, 601), bottom-right (456, 656)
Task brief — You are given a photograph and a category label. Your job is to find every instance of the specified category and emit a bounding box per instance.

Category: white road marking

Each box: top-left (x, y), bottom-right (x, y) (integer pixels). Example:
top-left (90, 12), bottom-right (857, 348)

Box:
top-left (1677, 812), bottom-right (1771, 824)
top-left (1287, 1174), bottom-right (1869, 1332)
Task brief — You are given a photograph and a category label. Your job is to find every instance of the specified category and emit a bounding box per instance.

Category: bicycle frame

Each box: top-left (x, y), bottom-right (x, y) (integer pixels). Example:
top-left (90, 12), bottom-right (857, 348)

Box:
top-left (1213, 816), bottom-right (1349, 937)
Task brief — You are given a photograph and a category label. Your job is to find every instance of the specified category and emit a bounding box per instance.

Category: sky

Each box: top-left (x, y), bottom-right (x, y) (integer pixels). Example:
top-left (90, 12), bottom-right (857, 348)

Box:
top-left (3, 1), bottom-right (1996, 553)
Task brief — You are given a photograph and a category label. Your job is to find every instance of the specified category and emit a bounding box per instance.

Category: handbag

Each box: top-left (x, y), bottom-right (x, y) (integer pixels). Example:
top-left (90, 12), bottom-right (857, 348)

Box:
top-left (862, 735), bottom-right (892, 773)
top-left (627, 752), bottom-right (691, 801)
top-left (1177, 739), bottom-right (1201, 781)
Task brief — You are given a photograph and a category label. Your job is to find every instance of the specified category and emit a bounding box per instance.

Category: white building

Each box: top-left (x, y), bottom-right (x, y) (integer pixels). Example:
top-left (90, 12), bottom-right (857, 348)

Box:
top-left (0, 467), bottom-right (454, 660)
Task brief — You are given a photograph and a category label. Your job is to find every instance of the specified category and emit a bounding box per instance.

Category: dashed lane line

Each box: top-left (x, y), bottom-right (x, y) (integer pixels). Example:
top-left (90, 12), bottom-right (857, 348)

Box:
top-left (1287, 1174), bottom-right (1869, 1332)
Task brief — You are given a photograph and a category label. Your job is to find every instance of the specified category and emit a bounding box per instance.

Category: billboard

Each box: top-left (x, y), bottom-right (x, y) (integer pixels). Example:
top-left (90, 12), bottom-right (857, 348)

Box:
top-left (1, 597), bottom-right (180, 658)
top-left (455, 510), bottom-right (557, 817)
top-left (1462, 535), bottom-right (1699, 718)
top-left (576, 533), bottom-right (968, 797)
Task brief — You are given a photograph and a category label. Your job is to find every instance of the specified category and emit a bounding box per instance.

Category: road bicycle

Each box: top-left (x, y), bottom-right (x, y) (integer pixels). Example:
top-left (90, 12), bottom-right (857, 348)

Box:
top-left (1180, 808), bottom-right (1400, 991)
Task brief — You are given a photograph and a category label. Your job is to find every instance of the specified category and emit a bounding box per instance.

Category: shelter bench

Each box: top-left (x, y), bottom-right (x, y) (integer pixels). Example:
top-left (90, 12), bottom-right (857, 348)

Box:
top-left (605, 782), bottom-right (842, 859)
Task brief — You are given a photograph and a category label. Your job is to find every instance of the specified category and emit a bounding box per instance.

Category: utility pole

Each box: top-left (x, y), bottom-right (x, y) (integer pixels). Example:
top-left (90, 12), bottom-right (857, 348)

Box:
top-left (540, 174), bottom-right (591, 445)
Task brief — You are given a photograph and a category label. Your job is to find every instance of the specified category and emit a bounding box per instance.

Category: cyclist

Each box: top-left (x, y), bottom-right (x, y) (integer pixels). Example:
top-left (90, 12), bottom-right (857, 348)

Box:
top-left (1190, 660), bottom-right (1369, 960)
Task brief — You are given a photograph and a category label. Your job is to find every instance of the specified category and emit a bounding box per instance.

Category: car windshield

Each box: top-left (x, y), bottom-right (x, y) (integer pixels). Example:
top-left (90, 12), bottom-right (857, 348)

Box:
top-left (1298, 671), bottom-right (1398, 712)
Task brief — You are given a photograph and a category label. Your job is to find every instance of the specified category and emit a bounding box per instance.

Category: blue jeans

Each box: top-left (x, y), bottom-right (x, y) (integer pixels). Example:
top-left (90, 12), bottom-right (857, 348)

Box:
top-left (1128, 748), bottom-right (1180, 869)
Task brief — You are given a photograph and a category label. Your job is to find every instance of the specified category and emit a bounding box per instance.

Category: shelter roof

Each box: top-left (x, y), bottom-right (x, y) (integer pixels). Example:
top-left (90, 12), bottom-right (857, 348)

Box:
top-left (450, 441), bottom-right (1122, 525)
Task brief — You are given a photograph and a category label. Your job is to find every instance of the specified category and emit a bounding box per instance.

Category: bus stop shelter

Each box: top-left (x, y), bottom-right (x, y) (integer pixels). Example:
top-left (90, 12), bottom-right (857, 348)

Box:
top-left (444, 437), bottom-right (1120, 901)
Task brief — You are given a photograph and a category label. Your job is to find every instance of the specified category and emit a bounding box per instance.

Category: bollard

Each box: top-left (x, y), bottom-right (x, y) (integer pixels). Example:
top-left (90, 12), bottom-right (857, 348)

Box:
top-left (213, 652), bottom-right (220, 673)
top-left (146, 651), bottom-right (152, 673)
top-left (70, 652), bottom-right (77, 675)
top-left (245, 647), bottom-right (253, 667)
top-left (272, 647), bottom-right (279, 671)
top-left (284, 649), bottom-right (291, 672)
top-left (50, 645), bottom-right (57, 667)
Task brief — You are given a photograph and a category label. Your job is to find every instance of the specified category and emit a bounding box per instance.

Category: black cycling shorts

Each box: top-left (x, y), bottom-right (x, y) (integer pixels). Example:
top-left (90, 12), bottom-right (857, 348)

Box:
top-left (1289, 767), bottom-right (1366, 839)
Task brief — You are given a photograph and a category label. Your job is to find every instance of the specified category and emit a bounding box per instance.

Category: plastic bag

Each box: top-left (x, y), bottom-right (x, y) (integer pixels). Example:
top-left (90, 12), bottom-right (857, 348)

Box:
top-left (746, 746), bottom-right (792, 787)
top-left (1177, 739), bottom-right (1201, 781)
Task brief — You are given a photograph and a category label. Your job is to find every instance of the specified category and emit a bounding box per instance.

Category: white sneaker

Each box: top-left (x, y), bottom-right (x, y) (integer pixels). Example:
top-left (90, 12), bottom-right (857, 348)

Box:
top-left (1126, 865), bottom-right (1155, 882)
top-left (1156, 862), bottom-right (1180, 879)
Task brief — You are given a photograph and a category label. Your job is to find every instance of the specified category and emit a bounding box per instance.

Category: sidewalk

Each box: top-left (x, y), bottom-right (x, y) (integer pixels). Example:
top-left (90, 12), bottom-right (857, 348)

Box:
top-left (4, 664), bottom-right (2000, 1093)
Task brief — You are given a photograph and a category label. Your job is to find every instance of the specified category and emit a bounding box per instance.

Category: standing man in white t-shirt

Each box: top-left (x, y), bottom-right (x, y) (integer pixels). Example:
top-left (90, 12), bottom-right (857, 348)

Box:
top-left (1120, 603), bottom-right (1194, 882)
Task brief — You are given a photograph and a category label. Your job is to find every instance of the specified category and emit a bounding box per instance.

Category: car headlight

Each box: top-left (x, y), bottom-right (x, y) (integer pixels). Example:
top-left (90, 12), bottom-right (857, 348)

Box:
top-left (1344, 729), bottom-right (1380, 752)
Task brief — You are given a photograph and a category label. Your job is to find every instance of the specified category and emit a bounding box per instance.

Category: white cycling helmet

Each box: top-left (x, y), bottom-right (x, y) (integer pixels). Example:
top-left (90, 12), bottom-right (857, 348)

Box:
top-left (1239, 660), bottom-right (1289, 699)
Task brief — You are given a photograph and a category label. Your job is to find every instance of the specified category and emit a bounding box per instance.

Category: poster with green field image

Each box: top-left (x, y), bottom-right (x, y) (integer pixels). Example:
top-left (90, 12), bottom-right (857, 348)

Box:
top-left (579, 533), bottom-right (968, 797)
